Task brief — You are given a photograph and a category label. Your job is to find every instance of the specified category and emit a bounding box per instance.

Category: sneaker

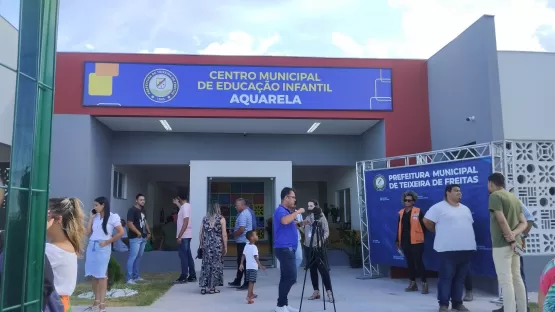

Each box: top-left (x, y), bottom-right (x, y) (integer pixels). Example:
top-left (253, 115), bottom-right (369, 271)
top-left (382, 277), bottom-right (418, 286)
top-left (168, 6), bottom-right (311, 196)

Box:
top-left (463, 290), bottom-right (473, 301)
top-left (439, 306), bottom-right (449, 312)
top-left (492, 307), bottom-right (503, 312)
top-left (228, 281), bottom-right (241, 287)
top-left (285, 306), bottom-right (299, 312)
top-left (421, 282), bottom-right (429, 294)
top-left (126, 280), bottom-right (136, 285)
top-left (187, 276), bottom-right (197, 282)
top-left (135, 277), bottom-right (145, 282)
top-left (405, 281), bottom-right (418, 292)
top-left (452, 304), bottom-right (470, 311)
top-left (172, 278), bottom-right (187, 284)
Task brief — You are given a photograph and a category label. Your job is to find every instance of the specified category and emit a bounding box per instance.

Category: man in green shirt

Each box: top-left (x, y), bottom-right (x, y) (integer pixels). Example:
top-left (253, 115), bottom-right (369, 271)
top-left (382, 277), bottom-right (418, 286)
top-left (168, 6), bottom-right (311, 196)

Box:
top-left (488, 172), bottom-right (528, 312)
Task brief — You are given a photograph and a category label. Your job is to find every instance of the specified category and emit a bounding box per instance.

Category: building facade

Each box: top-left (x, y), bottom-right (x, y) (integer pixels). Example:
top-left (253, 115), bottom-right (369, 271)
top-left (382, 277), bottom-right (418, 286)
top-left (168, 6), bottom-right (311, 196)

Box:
top-left (49, 15), bottom-right (555, 285)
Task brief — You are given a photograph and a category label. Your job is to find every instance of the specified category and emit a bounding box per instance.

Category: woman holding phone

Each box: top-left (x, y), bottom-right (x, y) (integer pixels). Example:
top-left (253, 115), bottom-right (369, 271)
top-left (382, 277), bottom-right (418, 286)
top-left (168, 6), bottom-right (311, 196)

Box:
top-left (84, 197), bottom-right (124, 312)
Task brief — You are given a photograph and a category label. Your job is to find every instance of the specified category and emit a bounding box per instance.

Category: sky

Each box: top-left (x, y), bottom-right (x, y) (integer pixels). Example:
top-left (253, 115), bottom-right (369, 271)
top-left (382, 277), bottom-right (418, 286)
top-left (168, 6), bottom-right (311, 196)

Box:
top-left (1, 0), bottom-right (555, 59)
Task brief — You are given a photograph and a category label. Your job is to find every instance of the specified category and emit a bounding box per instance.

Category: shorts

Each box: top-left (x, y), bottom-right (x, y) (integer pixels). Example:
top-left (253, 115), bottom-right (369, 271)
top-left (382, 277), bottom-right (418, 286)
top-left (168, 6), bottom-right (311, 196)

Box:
top-left (245, 269), bottom-right (258, 283)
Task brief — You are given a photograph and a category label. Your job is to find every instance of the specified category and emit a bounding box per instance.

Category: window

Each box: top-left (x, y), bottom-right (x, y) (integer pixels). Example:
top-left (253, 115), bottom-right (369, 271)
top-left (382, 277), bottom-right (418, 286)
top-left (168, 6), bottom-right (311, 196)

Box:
top-left (112, 170), bottom-right (127, 199)
top-left (336, 188), bottom-right (352, 225)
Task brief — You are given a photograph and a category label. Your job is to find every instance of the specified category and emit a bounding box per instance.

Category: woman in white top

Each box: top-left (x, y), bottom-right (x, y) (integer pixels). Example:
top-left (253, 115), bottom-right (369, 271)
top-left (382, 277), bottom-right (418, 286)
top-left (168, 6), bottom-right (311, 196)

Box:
top-left (45, 197), bottom-right (87, 312)
top-left (84, 197), bottom-right (124, 312)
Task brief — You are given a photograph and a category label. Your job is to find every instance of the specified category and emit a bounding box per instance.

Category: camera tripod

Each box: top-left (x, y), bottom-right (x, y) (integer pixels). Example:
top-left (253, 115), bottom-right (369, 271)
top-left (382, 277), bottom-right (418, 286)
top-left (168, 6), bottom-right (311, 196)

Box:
top-left (299, 218), bottom-right (337, 312)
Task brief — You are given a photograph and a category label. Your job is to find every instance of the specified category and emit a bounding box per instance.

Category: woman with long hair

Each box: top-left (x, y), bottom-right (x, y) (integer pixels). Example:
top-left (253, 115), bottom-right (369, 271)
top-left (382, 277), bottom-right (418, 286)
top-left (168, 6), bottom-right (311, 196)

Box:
top-left (303, 199), bottom-right (334, 303)
top-left (198, 202), bottom-right (227, 294)
top-left (84, 197), bottom-right (124, 312)
top-left (45, 197), bottom-right (87, 312)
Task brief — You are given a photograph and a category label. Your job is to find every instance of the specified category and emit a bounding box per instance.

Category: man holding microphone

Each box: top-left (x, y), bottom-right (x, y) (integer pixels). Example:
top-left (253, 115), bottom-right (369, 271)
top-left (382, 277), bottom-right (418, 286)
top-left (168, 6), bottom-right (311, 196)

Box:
top-left (273, 187), bottom-right (304, 312)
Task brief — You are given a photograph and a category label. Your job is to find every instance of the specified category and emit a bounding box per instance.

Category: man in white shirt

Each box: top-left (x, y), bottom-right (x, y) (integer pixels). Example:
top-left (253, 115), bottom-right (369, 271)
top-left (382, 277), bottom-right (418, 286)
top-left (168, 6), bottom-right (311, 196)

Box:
top-left (172, 192), bottom-right (196, 284)
top-left (423, 184), bottom-right (476, 312)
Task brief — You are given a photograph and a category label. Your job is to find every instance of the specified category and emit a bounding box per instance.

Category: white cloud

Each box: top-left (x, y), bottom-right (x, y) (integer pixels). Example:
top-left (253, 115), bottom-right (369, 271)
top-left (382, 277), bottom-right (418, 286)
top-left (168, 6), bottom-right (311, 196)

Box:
top-left (139, 48), bottom-right (182, 54)
top-left (332, 0), bottom-right (555, 59)
top-left (198, 32), bottom-right (281, 56)
top-left (84, 43), bottom-right (95, 50)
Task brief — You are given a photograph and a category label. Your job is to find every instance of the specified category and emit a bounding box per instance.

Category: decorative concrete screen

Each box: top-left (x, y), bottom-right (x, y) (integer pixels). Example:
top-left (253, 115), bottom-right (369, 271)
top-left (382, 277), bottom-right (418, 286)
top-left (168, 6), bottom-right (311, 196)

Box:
top-left (494, 141), bottom-right (555, 255)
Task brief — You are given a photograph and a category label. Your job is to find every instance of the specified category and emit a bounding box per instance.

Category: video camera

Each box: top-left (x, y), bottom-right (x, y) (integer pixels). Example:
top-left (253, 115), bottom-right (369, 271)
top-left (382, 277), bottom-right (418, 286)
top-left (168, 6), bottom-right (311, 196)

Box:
top-left (312, 207), bottom-right (322, 221)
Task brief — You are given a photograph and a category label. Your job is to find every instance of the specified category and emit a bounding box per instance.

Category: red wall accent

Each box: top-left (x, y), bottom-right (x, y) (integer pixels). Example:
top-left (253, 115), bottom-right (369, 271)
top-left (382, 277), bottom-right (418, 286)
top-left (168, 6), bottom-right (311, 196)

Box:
top-left (54, 53), bottom-right (431, 157)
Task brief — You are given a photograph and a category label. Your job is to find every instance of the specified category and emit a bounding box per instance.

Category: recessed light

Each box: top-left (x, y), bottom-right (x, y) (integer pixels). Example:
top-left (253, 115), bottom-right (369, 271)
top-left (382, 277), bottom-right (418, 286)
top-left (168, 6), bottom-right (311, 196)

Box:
top-left (307, 122), bottom-right (320, 133)
top-left (160, 120), bottom-right (172, 131)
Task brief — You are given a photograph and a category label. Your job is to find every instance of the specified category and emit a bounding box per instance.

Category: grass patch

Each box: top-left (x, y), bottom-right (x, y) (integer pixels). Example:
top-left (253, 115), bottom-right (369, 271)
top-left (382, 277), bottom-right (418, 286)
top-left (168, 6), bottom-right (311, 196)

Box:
top-left (529, 302), bottom-right (539, 312)
top-left (71, 272), bottom-right (176, 307)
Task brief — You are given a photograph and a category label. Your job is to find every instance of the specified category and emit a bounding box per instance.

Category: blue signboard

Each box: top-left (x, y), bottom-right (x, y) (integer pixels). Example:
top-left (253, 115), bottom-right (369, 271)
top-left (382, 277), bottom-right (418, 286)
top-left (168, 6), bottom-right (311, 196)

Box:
top-left (82, 62), bottom-right (392, 110)
top-left (364, 157), bottom-right (496, 277)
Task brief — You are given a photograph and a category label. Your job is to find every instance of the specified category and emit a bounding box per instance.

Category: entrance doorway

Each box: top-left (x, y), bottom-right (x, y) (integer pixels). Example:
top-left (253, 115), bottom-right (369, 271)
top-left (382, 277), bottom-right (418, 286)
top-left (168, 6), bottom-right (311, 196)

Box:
top-left (207, 178), bottom-right (275, 268)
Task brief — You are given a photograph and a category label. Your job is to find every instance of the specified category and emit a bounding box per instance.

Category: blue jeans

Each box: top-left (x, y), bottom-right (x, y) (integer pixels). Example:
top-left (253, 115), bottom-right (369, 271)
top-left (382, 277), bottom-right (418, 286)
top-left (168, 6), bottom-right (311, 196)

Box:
top-left (275, 247), bottom-right (297, 307)
top-left (437, 251), bottom-right (473, 307)
top-left (127, 238), bottom-right (146, 281)
top-left (178, 238), bottom-right (196, 279)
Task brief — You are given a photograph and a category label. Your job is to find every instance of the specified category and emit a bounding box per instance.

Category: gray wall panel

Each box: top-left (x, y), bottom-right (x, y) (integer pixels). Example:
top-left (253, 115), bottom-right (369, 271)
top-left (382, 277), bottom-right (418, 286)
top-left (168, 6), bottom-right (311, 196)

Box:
top-left (111, 132), bottom-right (365, 166)
top-left (361, 120), bottom-right (386, 160)
top-left (427, 15), bottom-right (504, 150)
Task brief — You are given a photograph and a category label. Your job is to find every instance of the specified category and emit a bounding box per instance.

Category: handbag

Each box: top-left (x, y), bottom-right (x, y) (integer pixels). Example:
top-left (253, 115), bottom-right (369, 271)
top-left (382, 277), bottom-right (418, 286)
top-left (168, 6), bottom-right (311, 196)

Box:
top-left (196, 247), bottom-right (203, 259)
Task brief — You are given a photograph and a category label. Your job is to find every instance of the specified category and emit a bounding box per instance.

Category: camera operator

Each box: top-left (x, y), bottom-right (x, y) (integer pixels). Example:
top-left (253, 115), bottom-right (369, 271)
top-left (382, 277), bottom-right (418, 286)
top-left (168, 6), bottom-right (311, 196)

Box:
top-left (303, 200), bottom-right (334, 303)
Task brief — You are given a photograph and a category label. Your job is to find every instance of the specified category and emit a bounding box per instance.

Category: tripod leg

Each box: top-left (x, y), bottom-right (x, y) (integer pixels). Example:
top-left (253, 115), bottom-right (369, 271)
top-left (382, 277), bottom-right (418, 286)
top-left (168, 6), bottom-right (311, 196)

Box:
top-left (299, 261), bottom-right (311, 312)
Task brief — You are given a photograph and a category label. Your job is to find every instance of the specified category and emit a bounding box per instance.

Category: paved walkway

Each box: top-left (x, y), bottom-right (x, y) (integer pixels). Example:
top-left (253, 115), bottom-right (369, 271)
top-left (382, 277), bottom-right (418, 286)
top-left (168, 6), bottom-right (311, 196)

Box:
top-left (76, 267), bottom-right (517, 312)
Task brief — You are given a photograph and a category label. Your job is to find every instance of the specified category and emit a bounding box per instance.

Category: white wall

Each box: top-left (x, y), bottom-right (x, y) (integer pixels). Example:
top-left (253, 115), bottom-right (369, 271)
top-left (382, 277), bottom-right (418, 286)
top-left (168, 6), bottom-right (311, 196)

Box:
top-left (327, 167), bottom-right (359, 229)
top-left (189, 160), bottom-right (292, 268)
top-left (0, 17), bottom-right (17, 147)
top-left (498, 51), bottom-right (555, 140)
top-left (110, 165), bottom-right (149, 219)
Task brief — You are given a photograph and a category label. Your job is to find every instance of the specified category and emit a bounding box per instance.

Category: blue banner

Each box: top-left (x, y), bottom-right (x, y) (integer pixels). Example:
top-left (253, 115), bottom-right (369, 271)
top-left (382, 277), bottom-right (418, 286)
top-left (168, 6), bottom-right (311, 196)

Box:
top-left (365, 157), bottom-right (495, 277)
top-left (82, 62), bottom-right (392, 110)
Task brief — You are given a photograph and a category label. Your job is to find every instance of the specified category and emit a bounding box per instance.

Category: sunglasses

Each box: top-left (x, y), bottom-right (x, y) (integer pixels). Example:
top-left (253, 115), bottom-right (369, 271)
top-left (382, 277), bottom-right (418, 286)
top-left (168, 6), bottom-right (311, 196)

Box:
top-left (404, 199), bottom-right (414, 202)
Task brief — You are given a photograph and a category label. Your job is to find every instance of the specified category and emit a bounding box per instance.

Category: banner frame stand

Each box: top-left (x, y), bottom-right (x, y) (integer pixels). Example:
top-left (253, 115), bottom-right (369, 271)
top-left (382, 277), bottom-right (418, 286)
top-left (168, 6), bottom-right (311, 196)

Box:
top-left (355, 141), bottom-right (509, 280)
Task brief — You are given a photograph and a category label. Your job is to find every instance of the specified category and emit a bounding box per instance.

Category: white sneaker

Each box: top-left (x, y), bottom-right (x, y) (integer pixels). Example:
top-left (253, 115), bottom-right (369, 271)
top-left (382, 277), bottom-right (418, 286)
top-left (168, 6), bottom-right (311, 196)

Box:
top-left (126, 280), bottom-right (137, 285)
top-left (285, 306), bottom-right (299, 312)
top-left (274, 307), bottom-right (288, 312)
top-left (135, 277), bottom-right (145, 282)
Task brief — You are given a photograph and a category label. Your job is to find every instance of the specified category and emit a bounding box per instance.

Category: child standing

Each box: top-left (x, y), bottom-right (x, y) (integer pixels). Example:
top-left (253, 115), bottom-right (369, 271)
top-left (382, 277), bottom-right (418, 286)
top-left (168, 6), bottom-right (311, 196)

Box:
top-left (239, 230), bottom-right (266, 304)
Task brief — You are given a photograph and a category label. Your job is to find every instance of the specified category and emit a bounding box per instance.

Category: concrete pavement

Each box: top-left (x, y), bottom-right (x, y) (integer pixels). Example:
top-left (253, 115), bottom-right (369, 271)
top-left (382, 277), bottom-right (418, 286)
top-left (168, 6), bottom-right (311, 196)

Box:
top-left (75, 267), bottom-right (510, 312)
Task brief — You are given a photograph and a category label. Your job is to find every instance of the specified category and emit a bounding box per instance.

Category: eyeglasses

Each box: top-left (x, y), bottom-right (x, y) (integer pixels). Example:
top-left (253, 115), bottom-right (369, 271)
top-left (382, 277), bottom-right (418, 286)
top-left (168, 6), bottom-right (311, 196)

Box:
top-left (404, 199), bottom-right (414, 202)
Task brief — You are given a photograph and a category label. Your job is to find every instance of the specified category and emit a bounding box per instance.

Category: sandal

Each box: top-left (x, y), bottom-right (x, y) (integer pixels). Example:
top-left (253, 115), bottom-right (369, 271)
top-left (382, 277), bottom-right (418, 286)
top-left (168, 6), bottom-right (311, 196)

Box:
top-left (247, 298), bottom-right (254, 304)
top-left (98, 302), bottom-right (106, 312)
top-left (327, 290), bottom-right (335, 303)
top-left (83, 300), bottom-right (100, 311)
top-left (209, 289), bottom-right (221, 294)
top-left (201, 288), bottom-right (207, 295)
top-left (308, 292), bottom-right (321, 300)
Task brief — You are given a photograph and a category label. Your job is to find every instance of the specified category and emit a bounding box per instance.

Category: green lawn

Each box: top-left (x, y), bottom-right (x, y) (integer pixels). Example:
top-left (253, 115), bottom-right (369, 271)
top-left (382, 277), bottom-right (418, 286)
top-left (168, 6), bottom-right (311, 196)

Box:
top-left (71, 272), bottom-right (176, 307)
top-left (530, 302), bottom-right (539, 312)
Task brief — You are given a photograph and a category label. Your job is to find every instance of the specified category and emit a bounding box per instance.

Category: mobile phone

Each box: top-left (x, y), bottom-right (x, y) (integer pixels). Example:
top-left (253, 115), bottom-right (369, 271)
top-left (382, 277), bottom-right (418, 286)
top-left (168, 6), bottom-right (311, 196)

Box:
top-left (515, 246), bottom-right (525, 256)
top-left (91, 209), bottom-right (97, 214)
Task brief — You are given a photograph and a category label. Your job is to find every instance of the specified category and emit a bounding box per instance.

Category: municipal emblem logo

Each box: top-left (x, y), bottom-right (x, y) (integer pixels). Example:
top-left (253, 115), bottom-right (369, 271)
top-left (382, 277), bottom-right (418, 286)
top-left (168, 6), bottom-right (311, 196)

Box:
top-left (373, 174), bottom-right (386, 191)
top-left (143, 69), bottom-right (179, 103)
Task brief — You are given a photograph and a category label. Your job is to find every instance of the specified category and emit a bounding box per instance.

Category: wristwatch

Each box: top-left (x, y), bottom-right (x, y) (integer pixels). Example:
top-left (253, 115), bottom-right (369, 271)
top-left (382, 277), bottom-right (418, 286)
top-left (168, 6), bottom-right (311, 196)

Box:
top-left (520, 233), bottom-right (528, 239)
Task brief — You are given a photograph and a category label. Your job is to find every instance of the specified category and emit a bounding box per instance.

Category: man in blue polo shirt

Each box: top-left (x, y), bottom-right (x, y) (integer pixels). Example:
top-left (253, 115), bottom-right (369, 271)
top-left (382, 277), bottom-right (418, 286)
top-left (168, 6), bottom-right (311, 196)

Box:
top-left (273, 187), bottom-right (305, 312)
